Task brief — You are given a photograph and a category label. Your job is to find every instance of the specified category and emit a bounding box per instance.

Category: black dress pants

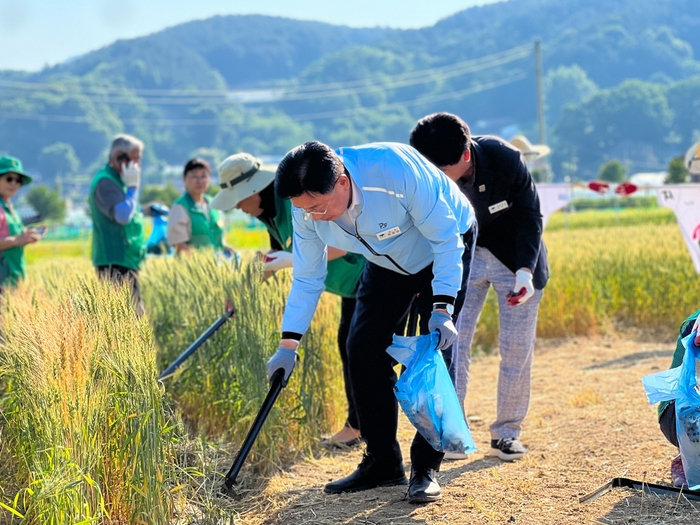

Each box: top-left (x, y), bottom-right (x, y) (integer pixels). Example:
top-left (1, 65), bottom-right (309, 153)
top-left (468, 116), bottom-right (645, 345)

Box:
top-left (346, 230), bottom-right (474, 471)
top-left (338, 296), bottom-right (360, 430)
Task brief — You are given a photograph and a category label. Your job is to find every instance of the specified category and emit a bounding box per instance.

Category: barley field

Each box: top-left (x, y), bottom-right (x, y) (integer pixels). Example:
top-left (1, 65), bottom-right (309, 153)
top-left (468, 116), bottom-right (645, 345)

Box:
top-left (0, 266), bottom-right (174, 524)
top-left (2, 208), bottom-right (700, 523)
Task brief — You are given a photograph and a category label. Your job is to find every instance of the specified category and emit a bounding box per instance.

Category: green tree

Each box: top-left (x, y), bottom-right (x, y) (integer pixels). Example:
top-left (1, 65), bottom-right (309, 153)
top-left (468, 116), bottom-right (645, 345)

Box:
top-left (665, 155), bottom-right (689, 183)
top-left (666, 76), bottom-right (700, 146)
top-left (37, 143), bottom-right (80, 180)
top-left (554, 79), bottom-right (673, 178)
top-left (544, 64), bottom-right (598, 126)
top-left (25, 184), bottom-right (67, 222)
top-left (140, 183), bottom-right (181, 207)
top-left (598, 159), bottom-right (627, 182)
top-left (188, 147), bottom-right (225, 172)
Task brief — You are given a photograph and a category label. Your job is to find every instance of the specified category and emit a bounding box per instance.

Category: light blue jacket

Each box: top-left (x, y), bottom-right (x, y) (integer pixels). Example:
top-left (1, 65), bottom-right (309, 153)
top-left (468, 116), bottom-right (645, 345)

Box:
top-left (282, 142), bottom-right (476, 336)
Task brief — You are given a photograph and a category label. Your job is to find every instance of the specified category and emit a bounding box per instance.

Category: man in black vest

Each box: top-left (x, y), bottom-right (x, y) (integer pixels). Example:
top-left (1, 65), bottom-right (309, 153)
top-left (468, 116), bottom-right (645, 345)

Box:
top-left (410, 112), bottom-right (549, 461)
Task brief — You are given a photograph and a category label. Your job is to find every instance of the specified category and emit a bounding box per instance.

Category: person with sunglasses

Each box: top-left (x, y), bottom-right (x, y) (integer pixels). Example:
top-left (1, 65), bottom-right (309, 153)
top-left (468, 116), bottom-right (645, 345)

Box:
top-left (0, 156), bottom-right (44, 288)
top-left (211, 152), bottom-right (367, 449)
top-left (269, 141), bottom-right (476, 503)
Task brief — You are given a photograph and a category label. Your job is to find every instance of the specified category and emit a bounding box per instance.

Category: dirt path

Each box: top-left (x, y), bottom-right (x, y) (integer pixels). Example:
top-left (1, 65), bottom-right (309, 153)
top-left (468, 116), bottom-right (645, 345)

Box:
top-left (236, 335), bottom-right (700, 524)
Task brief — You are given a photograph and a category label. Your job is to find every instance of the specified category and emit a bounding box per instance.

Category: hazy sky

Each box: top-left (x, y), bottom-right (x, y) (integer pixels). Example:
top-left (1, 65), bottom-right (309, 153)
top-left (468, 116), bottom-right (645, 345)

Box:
top-left (0, 0), bottom-right (498, 72)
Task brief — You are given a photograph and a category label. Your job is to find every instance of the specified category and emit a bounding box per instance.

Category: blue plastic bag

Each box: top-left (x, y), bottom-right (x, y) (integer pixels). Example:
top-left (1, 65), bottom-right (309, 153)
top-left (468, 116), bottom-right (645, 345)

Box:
top-left (146, 214), bottom-right (173, 256)
top-left (642, 332), bottom-right (700, 490)
top-left (386, 333), bottom-right (477, 455)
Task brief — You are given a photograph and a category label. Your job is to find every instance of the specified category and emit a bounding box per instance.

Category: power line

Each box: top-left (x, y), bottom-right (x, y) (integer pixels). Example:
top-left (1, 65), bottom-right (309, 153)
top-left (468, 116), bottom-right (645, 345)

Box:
top-left (0, 72), bottom-right (527, 126)
top-left (0, 45), bottom-right (531, 105)
top-left (286, 73), bottom-right (528, 121)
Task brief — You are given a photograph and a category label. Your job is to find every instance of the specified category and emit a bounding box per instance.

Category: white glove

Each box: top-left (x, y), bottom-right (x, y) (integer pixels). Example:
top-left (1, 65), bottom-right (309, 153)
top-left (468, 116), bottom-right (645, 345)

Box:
top-left (508, 269), bottom-right (535, 306)
top-left (120, 161), bottom-right (141, 188)
top-left (266, 346), bottom-right (298, 384)
top-left (428, 310), bottom-right (458, 350)
top-left (263, 251), bottom-right (293, 272)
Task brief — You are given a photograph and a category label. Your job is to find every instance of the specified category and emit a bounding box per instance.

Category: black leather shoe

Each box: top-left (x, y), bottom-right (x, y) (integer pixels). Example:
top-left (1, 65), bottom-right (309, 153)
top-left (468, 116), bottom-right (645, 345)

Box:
top-left (324, 453), bottom-right (408, 494)
top-left (407, 467), bottom-right (442, 503)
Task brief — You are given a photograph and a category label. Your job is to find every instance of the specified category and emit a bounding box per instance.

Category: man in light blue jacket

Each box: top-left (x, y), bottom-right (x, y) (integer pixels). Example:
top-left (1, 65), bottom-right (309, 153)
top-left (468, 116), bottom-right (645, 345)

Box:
top-left (268, 141), bottom-right (476, 503)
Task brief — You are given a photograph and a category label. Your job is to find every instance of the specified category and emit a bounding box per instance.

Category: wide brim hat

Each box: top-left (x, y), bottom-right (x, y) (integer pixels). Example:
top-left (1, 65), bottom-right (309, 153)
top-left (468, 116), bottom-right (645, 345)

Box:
top-left (510, 135), bottom-right (551, 160)
top-left (685, 140), bottom-right (700, 175)
top-left (0, 156), bottom-right (33, 185)
top-left (211, 153), bottom-right (276, 211)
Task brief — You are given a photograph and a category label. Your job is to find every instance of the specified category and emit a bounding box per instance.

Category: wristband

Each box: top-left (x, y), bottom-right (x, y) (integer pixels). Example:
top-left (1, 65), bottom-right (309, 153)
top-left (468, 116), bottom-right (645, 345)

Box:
top-left (433, 302), bottom-right (454, 315)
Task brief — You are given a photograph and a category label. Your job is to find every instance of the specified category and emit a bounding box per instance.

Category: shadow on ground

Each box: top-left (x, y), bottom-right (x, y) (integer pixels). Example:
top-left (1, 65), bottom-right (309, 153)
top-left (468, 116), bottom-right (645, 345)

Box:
top-left (258, 456), bottom-right (498, 524)
top-left (584, 350), bottom-right (674, 370)
top-left (595, 487), bottom-right (700, 524)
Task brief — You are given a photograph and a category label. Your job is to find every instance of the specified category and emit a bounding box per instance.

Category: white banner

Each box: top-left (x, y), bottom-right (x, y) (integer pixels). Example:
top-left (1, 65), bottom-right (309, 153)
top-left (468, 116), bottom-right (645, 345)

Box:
top-left (657, 185), bottom-right (700, 274)
top-left (536, 183), bottom-right (572, 227)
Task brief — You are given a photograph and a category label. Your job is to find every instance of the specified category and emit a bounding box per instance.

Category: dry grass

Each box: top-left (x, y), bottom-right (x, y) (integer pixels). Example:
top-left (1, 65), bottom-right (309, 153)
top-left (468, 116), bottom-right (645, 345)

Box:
top-left (203, 334), bottom-right (700, 525)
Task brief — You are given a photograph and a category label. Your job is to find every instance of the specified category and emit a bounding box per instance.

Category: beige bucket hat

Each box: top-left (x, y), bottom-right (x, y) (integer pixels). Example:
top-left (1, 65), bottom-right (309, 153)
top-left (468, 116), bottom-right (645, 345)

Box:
top-left (211, 153), bottom-right (277, 211)
top-left (685, 140), bottom-right (700, 175)
top-left (510, 135), bottom-right (551, 160)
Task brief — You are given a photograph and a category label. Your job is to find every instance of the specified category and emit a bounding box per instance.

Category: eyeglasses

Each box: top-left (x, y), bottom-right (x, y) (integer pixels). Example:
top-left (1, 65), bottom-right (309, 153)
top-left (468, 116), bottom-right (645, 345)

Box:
top-left (304, 199), bottom-right (333, 216)
top-left (301, 179), bottom-right (339, 215)
top-left (186, 174), bottom-right (210, 181)
top-left (2, 176), bottom-right (22, 185)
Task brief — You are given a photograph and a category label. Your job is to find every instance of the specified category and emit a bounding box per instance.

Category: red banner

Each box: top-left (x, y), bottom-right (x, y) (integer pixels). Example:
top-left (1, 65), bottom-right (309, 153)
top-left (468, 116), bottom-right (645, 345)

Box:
top-left (588, 180), bottom-right (610, 194)
top-left (615, 181), bottom-right (638, 196)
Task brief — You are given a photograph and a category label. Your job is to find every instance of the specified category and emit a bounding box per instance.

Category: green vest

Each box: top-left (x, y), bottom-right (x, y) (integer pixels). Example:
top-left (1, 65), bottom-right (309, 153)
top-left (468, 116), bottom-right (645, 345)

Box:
top-left (173, 193), bottom-right (224, 250)
top-left (89, 165), bottom-right (146, 270)
top-left (263, 194), bottom-right (365, 298)
top-left (0, 200), bottom-right (26, 286)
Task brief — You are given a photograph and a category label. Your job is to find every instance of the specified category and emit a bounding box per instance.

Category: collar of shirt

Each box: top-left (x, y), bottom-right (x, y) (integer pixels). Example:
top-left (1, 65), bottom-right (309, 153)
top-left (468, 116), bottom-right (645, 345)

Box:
top-left (334, 174), bottom-right (363, 232)
top-left (347, 175), bottom-right (363, 219)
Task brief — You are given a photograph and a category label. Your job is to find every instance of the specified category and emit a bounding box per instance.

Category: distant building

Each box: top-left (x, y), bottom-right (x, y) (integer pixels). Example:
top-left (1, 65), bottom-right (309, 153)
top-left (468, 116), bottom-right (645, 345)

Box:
top-left (629, 172), bottom-right (666, 186)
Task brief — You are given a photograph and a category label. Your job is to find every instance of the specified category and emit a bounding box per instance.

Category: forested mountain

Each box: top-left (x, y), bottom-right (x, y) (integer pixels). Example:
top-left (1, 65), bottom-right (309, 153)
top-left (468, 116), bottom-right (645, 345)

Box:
top-left (38, 16), bottom-right (396, 90)
top-left (1, 0), bottom-right (699, 190)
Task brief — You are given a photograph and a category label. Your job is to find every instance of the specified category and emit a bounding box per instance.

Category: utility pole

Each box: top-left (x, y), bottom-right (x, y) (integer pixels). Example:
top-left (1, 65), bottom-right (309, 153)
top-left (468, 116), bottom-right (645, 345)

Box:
top-left (534, 39), bottom-right (547, 145)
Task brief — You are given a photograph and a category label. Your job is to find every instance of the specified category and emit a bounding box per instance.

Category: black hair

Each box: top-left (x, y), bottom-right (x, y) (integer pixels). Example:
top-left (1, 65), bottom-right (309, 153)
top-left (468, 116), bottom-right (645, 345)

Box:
top-left (183, 158), bottom-right (211, 177)
top-left (257, 181), bottom-right (277, 221)
top-left (275, 141), bottom-right (342, 200)
top-left (409, 112), bottom-right (471, 167)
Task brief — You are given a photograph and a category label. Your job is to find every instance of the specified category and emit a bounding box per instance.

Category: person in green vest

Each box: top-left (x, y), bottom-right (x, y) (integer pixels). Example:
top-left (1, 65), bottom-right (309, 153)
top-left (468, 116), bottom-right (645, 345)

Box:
top-left (167, 158), bottom-right (233, 256)
top-left (89, 134), bottom-right (146, 313)
top-left (211, 152), bottom-right (366, 448)
top-left (0, 156), bottom-right (45, 288)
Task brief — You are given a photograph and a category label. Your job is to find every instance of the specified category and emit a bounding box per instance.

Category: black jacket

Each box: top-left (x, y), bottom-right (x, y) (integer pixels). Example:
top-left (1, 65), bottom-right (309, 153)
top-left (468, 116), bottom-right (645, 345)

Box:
top-left (460, 135), bottom-right (549, 289)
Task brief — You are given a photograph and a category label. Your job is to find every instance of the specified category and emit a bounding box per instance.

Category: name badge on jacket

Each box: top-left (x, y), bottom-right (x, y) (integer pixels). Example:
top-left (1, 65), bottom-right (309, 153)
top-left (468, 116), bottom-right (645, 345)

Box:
top-left (377, 226), bottom-right (401, 240)
top-left (488, 200), bottom-right (509, 214)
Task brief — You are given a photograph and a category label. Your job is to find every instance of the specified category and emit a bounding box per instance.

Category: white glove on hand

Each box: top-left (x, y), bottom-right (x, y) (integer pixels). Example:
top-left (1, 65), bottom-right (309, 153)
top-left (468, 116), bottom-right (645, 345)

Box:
top-left (428, 310), bottom-right (458, 350)
top-left (263, 251), bottom-right (293, 272)
top-left (510, 269), bottom-right (535, 305)
top-left (120, 161), bottom-right (141, 188)
top-left (266, 346), bottom-right (298, 384)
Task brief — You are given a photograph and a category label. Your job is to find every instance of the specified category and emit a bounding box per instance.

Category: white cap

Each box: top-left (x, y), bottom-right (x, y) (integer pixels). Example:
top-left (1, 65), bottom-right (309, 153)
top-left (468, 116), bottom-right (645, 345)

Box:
top-left (510, 135), bottom-right (551, 160)
top-left (211, 153), bottom-right (277, 211)
top-left (685, 141), bottom-right (700, 176)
